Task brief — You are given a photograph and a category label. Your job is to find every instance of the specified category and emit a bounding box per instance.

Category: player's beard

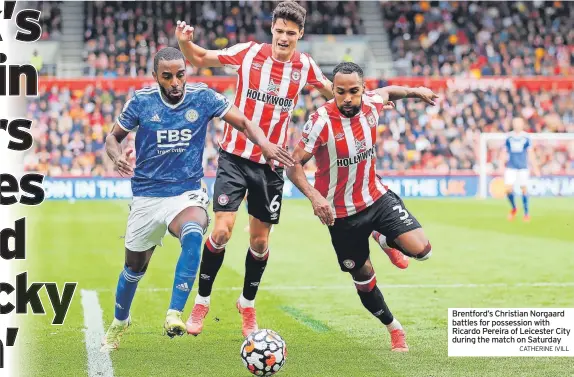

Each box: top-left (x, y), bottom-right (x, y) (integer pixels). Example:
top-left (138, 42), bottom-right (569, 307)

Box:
top-left (159, 84), bottom-right (184, 104)
top-left (338, 103), bottom-right (361, 118)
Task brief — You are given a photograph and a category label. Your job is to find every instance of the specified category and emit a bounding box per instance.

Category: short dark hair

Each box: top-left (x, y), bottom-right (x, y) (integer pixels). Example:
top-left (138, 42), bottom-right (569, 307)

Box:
top-left (153, 47), bottom-right (185, 73)
top-left (272, 1), bottom-right (306, 30)
top-left (332, 62), bottom-right (364, 80)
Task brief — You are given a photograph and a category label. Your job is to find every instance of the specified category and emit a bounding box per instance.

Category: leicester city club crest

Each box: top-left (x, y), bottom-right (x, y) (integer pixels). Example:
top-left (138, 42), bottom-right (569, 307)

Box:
top-left (185, 109), bottom-right (199, 123)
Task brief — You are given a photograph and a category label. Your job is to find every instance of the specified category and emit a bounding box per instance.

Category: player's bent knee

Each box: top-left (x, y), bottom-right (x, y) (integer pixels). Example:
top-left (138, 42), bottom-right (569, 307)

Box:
top-left (211, 226), bottom-right (232, 247)
top-left (125, 259), bottom-right (149, 273)
top-left (351, 260), bottom-right (375, 291)
top-left (413, 241), bottom-right (432, 261)
top-left (125, 248), bottom-right (153, 272)
top-left (249, 235), bottom-right (269, 255)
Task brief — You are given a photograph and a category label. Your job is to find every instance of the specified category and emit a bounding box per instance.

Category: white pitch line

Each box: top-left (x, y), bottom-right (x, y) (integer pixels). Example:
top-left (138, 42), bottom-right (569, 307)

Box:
top-left (92, 281), bottom-right (574, 293)
top-left (81, 290), bottom-right (115, 377)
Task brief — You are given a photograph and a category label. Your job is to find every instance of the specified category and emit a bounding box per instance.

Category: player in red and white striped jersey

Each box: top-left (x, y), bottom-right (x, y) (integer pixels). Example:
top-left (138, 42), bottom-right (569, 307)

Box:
top-left (175, 2), bottom-right (334, 337)
top-left (287, 62), bottom-right (438, 352)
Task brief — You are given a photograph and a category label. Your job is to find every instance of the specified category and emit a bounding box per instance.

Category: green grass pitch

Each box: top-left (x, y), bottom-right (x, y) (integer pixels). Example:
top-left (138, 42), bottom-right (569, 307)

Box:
top-left (17, 197), bottom-right (574, 376)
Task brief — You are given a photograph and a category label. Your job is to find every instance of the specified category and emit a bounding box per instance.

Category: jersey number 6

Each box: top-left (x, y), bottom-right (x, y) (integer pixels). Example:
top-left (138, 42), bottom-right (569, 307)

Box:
top-left (269, 195), bottom-right (281, 213)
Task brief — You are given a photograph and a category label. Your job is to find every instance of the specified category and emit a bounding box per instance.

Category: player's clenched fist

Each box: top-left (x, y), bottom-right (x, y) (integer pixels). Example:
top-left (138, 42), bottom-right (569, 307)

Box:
top-left (175, 20), bottom-right (194, 42)
top-left (113, 148), bottom-right (134, 177)
top-left (310, 193), bottom-right (334, 226)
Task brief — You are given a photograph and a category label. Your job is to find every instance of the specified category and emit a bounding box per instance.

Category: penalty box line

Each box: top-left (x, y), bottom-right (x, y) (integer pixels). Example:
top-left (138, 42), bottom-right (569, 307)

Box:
top-left (92, 281), bottom-right (574, 293)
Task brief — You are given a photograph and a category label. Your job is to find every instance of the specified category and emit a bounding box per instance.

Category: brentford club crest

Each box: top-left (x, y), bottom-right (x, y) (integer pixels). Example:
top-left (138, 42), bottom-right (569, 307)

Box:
top-left (367, 113), bottom-right (376, 127)
top-left (218, 194), bottom-right (229, 206)
top-left (290, 69), bottom-right (301, 82)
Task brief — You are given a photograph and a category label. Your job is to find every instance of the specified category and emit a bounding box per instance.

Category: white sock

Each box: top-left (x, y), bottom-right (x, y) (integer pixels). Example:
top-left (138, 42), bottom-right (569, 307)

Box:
top-left (239, 294), bottom-right (255, 308)
top-left (195, 294), bottom-right (210, 306)
top-left (166, 308), bottom-right (181, 315)
top-left (386, 318), bottom-right (403, 332)
top-left (112, 317), bottom-right (129, 326)
top-left (417, 250), bottom-right (432, 261)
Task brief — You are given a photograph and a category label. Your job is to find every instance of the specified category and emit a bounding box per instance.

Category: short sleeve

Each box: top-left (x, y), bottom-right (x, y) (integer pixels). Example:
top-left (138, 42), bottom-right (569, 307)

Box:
top-left (364, 90), bottom-right (387, 113)
top-left (298, 112), bottom-right (328, 154)
top-left (207, 89), bottom-right (233, 119)
top-left (305, 55), bottom-right (328, 89)
top-left (217, 42), bottom-right (256, 72)
top-left (116, 94), bottom-right (140, 132)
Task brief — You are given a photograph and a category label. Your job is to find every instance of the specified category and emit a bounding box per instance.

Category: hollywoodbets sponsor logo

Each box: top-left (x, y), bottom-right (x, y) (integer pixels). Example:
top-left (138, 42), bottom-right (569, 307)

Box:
top-left (246, 88), bottom-right (293, 111)
top-left (337, 145), bottom-right (377, 167)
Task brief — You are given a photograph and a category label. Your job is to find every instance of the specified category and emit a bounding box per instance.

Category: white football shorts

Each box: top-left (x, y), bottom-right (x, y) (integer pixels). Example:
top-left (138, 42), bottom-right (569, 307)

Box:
top-left (124, 187), bottom-right (209, 252)
top-left (504, 168), bottom-right (530, 187)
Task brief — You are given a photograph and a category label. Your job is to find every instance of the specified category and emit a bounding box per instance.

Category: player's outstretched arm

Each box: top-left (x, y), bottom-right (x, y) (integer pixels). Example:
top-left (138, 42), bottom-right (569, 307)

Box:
top-left (222, 106), bottom-right (294, 167)
top-left (375, 86), bottom-right (438, 106)
top-left (286, 146), bottom-right (334, 226)
top-left (105, 124), bottom-right (134, 177)
top-left (176, 21), bottom-right (223, 68)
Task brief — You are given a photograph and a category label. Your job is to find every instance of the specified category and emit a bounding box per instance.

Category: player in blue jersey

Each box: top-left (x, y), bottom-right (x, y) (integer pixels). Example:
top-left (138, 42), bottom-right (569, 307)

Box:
top-left (100, 47), bottom-right (293, 352)
top-left (501, 117), bottom-right (540, 222)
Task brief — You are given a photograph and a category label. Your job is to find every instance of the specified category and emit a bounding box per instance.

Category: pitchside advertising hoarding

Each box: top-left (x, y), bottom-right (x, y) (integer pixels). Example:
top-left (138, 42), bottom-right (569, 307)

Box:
top-left (42, 175), bottom-right (574, 200)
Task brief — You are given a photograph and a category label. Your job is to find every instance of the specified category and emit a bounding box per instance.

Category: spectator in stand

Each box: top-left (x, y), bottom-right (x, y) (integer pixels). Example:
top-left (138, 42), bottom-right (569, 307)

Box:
top-left (382, 1), bottom-right (574, 77)
top-left (26, 1), bottom-right (63, 40)
top-left (24, 83), bottom-right (574, 178)
top-left (82, 1), bottom-right (363, 77)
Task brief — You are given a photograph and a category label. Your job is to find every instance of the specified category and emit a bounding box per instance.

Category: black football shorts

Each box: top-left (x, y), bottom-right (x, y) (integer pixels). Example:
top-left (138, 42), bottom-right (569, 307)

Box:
top-left (328, 190), bottom-right (422, 272)
top-left (213, 150), bottom-right (284, 224)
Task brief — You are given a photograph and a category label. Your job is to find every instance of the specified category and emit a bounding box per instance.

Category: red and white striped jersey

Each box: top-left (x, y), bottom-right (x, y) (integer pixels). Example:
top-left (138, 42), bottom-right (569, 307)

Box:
top-left (217, 42), bottom-right (327, 165)
top-left (298, 91), bottom-right (388, 218)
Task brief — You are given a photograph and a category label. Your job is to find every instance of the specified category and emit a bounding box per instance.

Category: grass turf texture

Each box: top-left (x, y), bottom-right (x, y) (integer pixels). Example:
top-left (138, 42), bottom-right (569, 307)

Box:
top-left (18, 198), bottom-right (574, 377)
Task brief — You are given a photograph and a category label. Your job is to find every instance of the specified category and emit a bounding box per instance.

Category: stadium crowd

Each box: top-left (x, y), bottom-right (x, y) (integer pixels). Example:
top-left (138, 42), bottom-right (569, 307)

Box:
top-left (83, 1), bottom-right (363, 77)
top-left (382, 1), bottom-right (574, 77)
top-left (24, 82), bottom-right (574, 177)
top-left (29, 1), bottom-right (63, 40)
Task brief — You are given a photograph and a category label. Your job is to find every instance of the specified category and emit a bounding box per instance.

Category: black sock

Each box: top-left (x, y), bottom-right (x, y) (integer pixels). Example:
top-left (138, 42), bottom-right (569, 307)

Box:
top-left (242, 248), bottom-right (268, 301)
top-left (197, 243), bottom-right (225, 297)
top-left (357, 285), bottom-right (394, 325)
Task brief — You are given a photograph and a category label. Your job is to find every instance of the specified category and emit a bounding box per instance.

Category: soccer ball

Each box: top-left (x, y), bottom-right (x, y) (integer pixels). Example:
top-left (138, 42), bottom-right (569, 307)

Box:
top-left (240, 329), bottom-right (287, 376)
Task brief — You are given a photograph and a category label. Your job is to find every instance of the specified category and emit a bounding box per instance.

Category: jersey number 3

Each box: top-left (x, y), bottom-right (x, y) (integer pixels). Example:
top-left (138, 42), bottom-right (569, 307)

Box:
top-left (392, 205), bottom-right (410, 221)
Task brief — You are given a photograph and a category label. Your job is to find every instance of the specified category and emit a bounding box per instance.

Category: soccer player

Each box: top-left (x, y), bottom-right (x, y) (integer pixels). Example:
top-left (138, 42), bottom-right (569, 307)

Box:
top-left (286, 62), bottom-right (437, 352)
top-left (175, 2), bottom-right (334, 337)
top-left (100, 47), bottom-right (294, 352)
top-left (176, 1), bottom-right (408, 337)
top-left (501, 117), bottom-right (540, 222)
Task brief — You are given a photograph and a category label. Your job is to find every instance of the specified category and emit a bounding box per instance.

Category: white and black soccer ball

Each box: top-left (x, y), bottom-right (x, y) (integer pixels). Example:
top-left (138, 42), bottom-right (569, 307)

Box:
top-left (240, 329), bottom-right (287, 376)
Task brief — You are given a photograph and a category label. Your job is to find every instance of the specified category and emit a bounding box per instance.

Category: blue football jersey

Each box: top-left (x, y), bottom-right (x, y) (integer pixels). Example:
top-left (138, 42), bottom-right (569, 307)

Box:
top-left (117, 83), bottom-right (232, 197)
top-left (505, 133), bottom-right (530, 170)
